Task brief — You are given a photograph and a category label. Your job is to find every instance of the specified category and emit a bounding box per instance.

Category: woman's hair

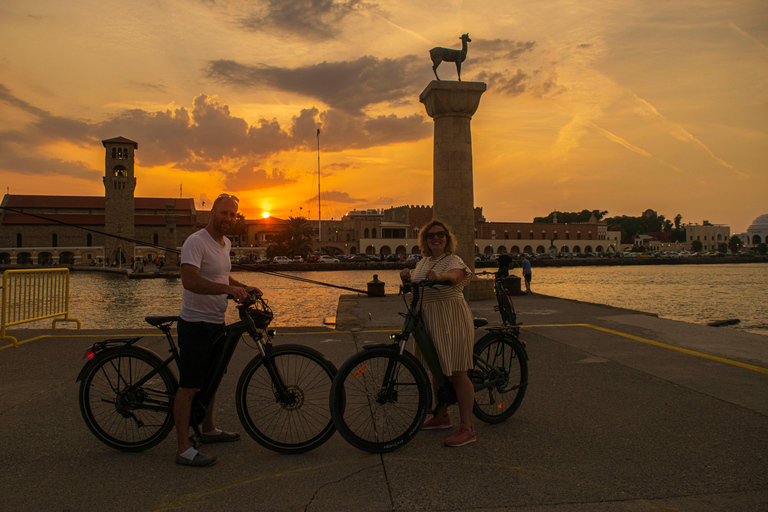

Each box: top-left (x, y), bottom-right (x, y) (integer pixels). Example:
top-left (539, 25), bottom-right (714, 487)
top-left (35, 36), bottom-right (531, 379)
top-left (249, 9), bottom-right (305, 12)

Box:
top-left (418, 219), bottom-right (457, 257)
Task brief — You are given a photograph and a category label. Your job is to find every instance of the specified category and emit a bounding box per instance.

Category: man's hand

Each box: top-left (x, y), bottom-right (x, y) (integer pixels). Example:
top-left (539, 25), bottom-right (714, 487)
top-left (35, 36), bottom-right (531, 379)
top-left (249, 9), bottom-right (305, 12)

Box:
top-left (228, 286), bottom-right (251, 302)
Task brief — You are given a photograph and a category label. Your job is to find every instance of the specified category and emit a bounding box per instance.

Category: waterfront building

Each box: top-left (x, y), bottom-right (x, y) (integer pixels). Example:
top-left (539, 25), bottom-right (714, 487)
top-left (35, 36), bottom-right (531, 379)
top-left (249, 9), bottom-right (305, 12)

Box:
top-left (0, 137), bottom-right (199, 266)
top-left (739, 214), bottom-right (768, 248)
top-left (686, 220), bottom-right (730, 252)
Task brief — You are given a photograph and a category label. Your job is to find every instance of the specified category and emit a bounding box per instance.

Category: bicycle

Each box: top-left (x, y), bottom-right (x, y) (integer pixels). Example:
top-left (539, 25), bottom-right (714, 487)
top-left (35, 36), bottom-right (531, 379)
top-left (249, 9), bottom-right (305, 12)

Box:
top-left (329, 278), bottom-right (528, 453)
top-left (475, 269), bottom-right (520, 327)
top-left (77, 292), bottom-right (337, 454)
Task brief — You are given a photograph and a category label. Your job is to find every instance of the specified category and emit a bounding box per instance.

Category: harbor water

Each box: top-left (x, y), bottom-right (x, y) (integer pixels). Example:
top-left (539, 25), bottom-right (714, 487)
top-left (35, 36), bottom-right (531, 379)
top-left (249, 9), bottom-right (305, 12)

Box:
top-left (15, 264), bottom-right (768, 336)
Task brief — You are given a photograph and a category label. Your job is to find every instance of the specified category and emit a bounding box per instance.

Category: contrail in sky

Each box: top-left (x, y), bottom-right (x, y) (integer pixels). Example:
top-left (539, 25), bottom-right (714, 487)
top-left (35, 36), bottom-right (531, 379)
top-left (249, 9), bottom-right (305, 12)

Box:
top-left (728, 22), bottom-right (768, 52)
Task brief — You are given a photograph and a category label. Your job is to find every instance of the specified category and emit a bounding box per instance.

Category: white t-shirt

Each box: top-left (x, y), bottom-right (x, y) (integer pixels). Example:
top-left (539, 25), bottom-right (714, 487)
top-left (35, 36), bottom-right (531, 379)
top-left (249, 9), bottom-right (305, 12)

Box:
top-left (179, 229), bottom-right (232, 323)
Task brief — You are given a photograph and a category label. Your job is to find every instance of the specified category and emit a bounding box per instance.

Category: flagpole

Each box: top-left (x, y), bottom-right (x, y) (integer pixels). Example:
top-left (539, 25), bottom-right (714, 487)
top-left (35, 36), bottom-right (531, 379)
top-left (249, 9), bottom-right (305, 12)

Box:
top-left (317, 128), bottom-right (321, 243)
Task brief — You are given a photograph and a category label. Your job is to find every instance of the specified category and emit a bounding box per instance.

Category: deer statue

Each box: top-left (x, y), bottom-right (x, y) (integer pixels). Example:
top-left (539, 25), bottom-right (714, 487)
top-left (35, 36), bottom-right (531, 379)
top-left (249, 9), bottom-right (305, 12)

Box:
top-left (430, 33), bottom-right (471, 81)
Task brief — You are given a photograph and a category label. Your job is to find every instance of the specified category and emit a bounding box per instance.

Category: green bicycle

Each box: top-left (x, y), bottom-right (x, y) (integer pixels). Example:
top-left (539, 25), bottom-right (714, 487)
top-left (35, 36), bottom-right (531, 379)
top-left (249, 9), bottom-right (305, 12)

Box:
top-left (329, 278), bottom-right (529, 453)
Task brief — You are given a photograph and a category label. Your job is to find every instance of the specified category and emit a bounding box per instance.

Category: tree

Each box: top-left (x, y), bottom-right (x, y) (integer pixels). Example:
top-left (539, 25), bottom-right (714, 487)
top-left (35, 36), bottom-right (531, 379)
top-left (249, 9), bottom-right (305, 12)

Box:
top-left (674, 214), bottom-right (682, 230)
top-left (268, 216), bottom-right (313, 258)
top-left (718, 242), bottom-right (728, 253)
top-left (533, 209), bottom-right (608, 223)
top-left (728, 234), bottom-right (742, 254)
top-left (691, 240), bottom-right (703, 252)
top-left (758, 243), bottom-right (768, 256)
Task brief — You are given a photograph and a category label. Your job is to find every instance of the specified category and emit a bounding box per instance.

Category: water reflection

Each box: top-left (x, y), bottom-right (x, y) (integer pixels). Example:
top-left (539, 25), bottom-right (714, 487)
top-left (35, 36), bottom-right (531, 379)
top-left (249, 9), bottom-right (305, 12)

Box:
top-left (14, 265), bottom-right (768, 335)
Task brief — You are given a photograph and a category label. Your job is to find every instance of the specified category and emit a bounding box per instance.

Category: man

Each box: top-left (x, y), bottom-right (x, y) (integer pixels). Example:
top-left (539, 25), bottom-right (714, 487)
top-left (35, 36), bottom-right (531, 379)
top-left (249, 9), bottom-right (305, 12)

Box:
top-left (520, 253), bottom-right (532, 294)
top-left (174, 193), bottom-right (261, 467)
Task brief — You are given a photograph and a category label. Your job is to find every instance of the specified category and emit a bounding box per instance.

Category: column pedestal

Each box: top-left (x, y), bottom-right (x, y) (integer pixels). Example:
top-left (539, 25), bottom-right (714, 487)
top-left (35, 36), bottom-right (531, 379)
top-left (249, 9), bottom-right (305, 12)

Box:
top-left (419, 80), bottom-right (492, 300)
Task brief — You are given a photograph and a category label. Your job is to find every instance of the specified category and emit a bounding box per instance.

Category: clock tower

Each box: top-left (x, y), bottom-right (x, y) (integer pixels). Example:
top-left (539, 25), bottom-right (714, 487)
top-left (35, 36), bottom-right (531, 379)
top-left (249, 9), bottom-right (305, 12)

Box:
top-left (102, 136), bottom-right (137, 265)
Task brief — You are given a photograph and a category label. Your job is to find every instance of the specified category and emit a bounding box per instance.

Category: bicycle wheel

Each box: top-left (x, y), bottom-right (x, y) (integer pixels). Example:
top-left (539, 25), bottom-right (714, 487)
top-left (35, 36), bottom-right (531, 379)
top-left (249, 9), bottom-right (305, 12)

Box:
top-left (78, 347), bottom-right (177, 452)
top-left (236, 344), bottom-right (337, 454)
top-left (472, 333), bottom-right (528, 424)
top-left (330, 347), bottom-right (431, 453)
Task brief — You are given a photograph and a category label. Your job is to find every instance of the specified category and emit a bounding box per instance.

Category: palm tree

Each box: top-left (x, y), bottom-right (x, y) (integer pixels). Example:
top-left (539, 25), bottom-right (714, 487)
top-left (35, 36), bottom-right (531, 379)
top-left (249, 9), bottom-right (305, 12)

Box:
top-left (267, 216), bottom-right (313, 258)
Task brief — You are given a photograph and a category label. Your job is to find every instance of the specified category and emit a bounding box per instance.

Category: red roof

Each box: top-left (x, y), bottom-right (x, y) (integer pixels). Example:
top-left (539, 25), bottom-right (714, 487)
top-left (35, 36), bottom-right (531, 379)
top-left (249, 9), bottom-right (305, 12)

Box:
top-left (4, 195), bottom-right (194, 212)
top-left (102, 136), bottom-right (138, 148)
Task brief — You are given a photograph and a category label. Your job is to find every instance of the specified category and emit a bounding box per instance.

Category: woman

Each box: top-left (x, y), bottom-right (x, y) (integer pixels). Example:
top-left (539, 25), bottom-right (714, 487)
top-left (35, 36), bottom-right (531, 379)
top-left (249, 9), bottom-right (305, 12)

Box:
top-left (399, 220), bottom-right (477, 447)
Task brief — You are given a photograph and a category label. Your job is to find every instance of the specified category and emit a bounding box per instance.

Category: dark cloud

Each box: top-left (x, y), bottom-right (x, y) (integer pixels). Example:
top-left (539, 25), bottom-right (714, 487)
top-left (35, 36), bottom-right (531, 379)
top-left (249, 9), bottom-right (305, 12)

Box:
top-left (477, 69), bottom-right (529, 96)
top-left (308, 190), bottom-right (366, 203)
top-left (206, 55), bottom-right (427, 114)
top-left (223, 165), bottom-right (297, 190)
top-left (238, 0), bottom-right (373, 40)
top-left (0, 146), bottom-right (100, 180)
top-left (0, 84), bottom-right (429, 179)
top-left (471, 39), bottom-right (536, 64)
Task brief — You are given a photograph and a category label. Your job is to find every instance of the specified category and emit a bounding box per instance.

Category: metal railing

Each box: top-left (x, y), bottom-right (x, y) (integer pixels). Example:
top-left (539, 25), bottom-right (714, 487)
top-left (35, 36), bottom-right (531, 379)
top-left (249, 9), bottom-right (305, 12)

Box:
top-left (1, 269), bottom-right (81, 348)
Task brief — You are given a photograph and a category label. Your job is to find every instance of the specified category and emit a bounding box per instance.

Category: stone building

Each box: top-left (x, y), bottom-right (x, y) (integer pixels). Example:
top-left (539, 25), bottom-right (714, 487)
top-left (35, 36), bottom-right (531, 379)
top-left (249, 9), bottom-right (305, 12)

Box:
top-left (685, 220), bottom-right (730, 251)
top-left (739, 214), bottom-right (768, 248)
top-left (0, 137), bottom-right (199, 266)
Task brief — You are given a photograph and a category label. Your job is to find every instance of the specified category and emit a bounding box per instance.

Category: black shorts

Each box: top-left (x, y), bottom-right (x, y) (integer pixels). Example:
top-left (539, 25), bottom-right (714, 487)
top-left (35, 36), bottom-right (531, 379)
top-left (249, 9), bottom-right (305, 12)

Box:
top-left (524, 273), bottom-right (532, 283)
top-left (177, 319), bottom-right (225, 389)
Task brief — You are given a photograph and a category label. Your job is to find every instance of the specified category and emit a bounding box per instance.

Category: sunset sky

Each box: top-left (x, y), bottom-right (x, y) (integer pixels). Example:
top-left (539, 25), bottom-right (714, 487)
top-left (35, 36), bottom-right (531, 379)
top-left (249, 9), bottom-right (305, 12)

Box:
top-left (0, 0), bottom-right (765, 233)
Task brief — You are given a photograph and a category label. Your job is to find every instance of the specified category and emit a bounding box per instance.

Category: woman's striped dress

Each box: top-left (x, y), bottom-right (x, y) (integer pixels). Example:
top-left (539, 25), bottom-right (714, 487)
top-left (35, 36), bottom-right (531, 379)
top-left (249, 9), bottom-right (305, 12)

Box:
top-left (411, 253), bottom-right (474, 375)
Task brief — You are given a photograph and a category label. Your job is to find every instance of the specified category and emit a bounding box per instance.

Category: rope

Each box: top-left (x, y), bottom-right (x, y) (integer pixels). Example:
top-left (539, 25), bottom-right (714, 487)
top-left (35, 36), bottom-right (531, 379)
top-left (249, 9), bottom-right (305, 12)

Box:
top-left (0, 205), bottom-right (373, 295)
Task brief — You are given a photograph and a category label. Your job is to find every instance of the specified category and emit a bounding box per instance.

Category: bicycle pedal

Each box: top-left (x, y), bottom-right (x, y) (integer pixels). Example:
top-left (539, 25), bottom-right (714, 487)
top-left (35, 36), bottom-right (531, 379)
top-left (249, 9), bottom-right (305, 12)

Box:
top-left (493, 306), bottom-right (500, 312)
top-left (189, 434), bottom-right (202, 449)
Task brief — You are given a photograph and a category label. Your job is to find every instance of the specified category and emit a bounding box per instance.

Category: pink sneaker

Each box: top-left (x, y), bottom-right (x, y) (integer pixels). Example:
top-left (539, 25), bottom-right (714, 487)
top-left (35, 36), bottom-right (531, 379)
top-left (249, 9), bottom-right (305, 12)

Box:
top-left (444, 425), bottom-right (476, 447)
top-left (421, 414), bottom-right (452, 430)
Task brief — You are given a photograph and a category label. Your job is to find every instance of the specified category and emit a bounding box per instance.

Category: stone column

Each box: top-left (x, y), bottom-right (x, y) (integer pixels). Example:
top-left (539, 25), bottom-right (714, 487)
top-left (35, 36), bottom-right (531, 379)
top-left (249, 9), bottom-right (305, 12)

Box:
top-left (420, 80), bottom-right (492, 299)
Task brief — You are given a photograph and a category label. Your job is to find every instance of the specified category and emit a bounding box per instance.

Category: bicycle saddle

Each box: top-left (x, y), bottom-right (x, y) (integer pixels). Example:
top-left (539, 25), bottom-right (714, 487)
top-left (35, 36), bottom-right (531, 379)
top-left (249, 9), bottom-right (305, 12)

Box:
top-left (473, 318), bottom-right (488, 328)
top-left (145, 315), bottom-right (180, 326)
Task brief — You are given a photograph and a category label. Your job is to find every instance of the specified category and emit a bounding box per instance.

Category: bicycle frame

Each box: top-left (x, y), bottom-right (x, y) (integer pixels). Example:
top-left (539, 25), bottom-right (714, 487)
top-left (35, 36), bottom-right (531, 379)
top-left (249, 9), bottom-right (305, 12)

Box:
top-left (77, 299), bottom-right (289, 429)
top-left (393, 281), bottom-right (514, 404)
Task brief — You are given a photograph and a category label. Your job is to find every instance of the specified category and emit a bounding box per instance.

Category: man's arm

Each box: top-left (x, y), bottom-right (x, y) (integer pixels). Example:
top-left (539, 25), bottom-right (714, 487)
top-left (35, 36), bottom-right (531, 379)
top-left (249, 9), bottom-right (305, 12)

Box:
top-left (181, 264), bottom-right (251, 301)
top-left (229, 275), bottom-right (263, 297)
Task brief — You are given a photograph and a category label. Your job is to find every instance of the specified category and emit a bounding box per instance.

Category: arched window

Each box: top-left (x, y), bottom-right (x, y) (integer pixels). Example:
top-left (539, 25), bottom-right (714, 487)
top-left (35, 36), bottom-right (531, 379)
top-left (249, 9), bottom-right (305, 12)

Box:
top-left (565, 232), bottom-right (570, 240)
top-left (52, 233), bottom-right (57, 247)
top-left (553, 231), bottom-right (558, 240)
top-left (111, 147), bottom-right (117, 158)
top-left (491, 230), bottom-right (496, 240)
top-left (364, 228), bottom-right (369, 238)
top-left (517, 231), bottom-right (521, 240)
top-left (529, 231), bottom-right (534, 239)
top-left (113, 165), bottom-right (127, 177)
top-left (16, 233), bottom-right (22, 247)
top-left (541, 231), bottom-right (546, 239)
top-left (371, 228), bottom-right (377, 239)
top-left (588, 232), bottom-right (593, 240)
top-left (153, 233), bottom-right (159, 245)
top-left (86, 234), bottom-right (92, 247)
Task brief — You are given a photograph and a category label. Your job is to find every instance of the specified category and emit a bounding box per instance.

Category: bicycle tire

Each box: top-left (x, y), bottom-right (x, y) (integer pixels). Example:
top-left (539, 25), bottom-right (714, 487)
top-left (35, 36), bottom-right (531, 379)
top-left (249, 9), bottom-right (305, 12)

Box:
top-left (330, 347), bottom-right (431, 453)
top-left (78, 346), bottom-right (177, 452)
top-left (236, 344), bottom-right (337, 454)
top-left (472, 333), bottom-right (528, 424)
top-left (502, 294), bottom-right (518, 326)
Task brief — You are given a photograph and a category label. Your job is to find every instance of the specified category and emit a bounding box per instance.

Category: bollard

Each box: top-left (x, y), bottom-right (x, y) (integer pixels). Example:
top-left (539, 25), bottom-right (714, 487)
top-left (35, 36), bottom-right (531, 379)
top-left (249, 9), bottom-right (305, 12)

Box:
top-left (367, 274), bottom-right (385, 297)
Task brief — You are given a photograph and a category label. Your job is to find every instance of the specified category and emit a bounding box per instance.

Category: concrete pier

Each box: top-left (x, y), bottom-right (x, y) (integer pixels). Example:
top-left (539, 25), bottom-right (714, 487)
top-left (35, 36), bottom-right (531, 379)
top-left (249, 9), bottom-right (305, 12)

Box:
top-left (1, 294), bottom-right (766, 511)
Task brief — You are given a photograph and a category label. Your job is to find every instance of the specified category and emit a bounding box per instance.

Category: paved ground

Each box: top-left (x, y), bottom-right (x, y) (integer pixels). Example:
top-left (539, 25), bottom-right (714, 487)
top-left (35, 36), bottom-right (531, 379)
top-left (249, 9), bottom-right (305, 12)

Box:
top-left (1, 292), bottom-right (766, 512)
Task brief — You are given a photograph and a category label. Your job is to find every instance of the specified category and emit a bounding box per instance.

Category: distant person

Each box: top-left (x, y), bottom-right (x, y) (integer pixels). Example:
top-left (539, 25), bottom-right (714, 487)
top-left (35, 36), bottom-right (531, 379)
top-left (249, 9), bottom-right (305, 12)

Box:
top-left (174, 193), bottom-right (262, 467)
top-left (497, 254), bottom-right (514, 278)
top-left (399, 220), bottom-right (477, 447)
top-left (520, 254), bottom-right (532, 294)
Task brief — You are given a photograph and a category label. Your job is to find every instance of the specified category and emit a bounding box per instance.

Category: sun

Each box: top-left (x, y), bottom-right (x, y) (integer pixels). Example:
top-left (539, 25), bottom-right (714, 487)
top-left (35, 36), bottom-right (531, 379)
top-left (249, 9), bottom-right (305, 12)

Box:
top-left (262, 211), bottom-right (270, 218)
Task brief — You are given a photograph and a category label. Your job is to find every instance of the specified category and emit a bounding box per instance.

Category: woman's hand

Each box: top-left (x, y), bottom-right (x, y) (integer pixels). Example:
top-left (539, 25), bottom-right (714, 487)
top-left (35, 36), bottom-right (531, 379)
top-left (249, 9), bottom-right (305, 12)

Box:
top-left (400, 268), bottom-right (411, 283)
top-left (426, 269), bottom-right (442, 281)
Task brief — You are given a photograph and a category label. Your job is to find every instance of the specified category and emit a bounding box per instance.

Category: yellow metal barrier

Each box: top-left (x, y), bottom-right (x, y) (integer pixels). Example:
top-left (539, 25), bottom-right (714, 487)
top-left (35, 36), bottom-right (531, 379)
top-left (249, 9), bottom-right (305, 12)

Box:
top-left (1, 269), bottom-right (81, 348)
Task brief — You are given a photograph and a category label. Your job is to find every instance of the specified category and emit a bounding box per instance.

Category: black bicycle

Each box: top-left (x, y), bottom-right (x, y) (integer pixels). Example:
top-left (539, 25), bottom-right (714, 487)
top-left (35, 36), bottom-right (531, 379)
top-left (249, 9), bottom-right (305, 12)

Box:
top-left (77, 292), bottom-right (337, 454)
top-left (329, 278), bottom-right (528, 453)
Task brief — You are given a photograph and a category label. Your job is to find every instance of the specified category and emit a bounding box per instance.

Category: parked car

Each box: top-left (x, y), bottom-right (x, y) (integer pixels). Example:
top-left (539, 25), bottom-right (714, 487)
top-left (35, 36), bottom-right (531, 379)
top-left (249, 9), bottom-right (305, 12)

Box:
top-left (386, 254), bottom-right (403, 262)
top-left (256, 257), bottom-right (269, 264)
top-left (405, 254), bottom-right (422, 263)
top-left (273, 256), bottom-right (291, 264)
top-left (306, 254), bottom-right (319, 263)
top-left (293, 256), bottom-right (304, 263)
top-left (318, 255), bottom-right (340, 263)
top-left (368, 254), bottom-right (382, 262)
top-left (348, 254), bottom-right (370, 262)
